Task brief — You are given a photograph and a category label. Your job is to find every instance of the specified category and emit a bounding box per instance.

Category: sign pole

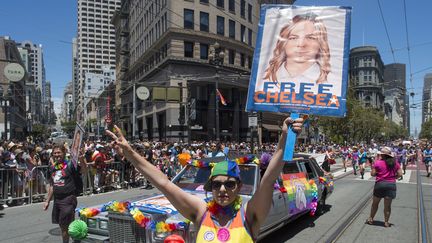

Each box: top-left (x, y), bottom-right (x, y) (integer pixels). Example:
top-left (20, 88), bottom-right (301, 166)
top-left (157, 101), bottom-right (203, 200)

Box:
top-left (283, 113), bottom-right (299, 161)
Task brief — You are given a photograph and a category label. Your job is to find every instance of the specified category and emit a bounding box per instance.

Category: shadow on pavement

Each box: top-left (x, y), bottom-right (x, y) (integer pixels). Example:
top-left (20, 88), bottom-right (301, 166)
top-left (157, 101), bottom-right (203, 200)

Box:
top-left (366, 220), bottom-right (392, 228)
top-left (48, 227), bottom-right (62, 236)
top-left (258, 204), bottom-right (333, 242)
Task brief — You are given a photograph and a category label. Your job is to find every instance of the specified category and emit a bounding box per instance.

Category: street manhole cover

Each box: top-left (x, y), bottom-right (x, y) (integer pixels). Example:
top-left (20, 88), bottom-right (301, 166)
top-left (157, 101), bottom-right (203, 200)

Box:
top-left (48, 227), bottom-right (62, 236)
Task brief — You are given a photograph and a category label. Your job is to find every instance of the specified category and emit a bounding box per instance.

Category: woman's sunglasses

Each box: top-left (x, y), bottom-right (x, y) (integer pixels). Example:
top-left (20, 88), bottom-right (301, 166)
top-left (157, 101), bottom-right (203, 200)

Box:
top-left (211, 180), bottom-right (238, 190)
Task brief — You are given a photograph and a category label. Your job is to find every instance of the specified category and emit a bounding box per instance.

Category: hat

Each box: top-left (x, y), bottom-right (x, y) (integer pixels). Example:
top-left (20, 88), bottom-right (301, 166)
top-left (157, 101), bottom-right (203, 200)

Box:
top-left (95, 144), bottom-right (105, 150)
top-left (14, 148), bottom-right (24, 155)
top-left (174, 143), bottom-right (179, 147)
top-left (377, 147), bottom-right (394, 158)
top-left (203, 161), bottom-right (241, 191)
top-left (7, 142), bottom-right (16, 150)
top-left (143, 142), bottom-right (151, 148)
top-left (35, 146), bottom-right (43, 153)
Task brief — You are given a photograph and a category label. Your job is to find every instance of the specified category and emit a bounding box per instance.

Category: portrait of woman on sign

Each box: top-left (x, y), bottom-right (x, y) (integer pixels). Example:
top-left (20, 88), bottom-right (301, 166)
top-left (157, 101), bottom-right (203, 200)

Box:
top-left (254, 8), bottom-right (348, 97)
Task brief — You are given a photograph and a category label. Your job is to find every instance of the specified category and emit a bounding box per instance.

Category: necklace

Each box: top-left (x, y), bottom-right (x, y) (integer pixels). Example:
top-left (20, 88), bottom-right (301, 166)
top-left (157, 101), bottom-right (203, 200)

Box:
top-left (51, 159), bottom-right (67, 170)
top-left (207, 196), bottom-right (242, 218)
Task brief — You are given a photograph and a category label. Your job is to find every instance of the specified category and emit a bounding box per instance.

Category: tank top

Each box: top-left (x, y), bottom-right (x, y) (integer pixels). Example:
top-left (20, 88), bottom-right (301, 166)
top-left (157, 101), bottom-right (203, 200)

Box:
top-left (196, 206), bottom-right (254, 243)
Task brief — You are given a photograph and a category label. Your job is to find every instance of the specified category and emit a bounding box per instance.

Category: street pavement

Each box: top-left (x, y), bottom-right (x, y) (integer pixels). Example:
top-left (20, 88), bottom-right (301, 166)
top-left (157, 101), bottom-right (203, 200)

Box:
top-left (0, 159), bottom-right (430, 243)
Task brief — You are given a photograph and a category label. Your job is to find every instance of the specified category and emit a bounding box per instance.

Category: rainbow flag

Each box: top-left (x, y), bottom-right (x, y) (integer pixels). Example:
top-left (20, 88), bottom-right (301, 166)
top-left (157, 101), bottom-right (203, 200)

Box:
top-left (216, 89), bottom-right (227, 106)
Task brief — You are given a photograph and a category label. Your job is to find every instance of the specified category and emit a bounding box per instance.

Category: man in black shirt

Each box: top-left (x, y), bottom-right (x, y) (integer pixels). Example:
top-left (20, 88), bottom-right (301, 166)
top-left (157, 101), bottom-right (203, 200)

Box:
top-left (43, 145), bottom-right (81, 243)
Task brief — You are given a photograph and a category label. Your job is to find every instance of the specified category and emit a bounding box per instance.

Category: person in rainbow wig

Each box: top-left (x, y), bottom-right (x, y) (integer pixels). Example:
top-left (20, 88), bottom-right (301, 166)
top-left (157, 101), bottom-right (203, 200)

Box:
top-left (106, 117), bottom-right (303, 242)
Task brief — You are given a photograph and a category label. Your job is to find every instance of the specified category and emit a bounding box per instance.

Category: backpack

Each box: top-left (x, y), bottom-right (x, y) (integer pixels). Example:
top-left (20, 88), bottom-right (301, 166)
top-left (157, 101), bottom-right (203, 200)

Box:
top-left (67, 161), bottom-right (83, 196)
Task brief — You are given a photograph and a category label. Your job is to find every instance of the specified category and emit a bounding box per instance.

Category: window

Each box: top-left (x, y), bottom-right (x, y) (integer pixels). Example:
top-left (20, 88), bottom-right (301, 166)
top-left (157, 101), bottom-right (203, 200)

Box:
top-left (241, 25), bottom-right (246, 42)
top-left (229, 0), bottom-right (235, 12)
top-left (228, 49), bottom-right (235, 64)
top-left (217, 0), bottom-right (224, 9)
top-left (248, 56), bottom-right (252, 69)
top-left (240, 53), bottom-right (245, 66)
top-left (283, 163), bottom-right (300, 174)
top-left (240, 0), bottom-right (245, 18)
top-left (248, 4), bottom-right (252, 22)
top-left (184, 41), bottom-right (194, 57)
top-left (302, 161), bottom-right (316, 180)
top-left (200, 12), bottom-right (209, 32)
top-left (184, 9), bottom-right (194, 29)
top-left (248, 28), bottom-right (253, 45)
top-left (200, 43), bottom-right (209, 59)
top-left (217, 16), bottom-right (225, 36)
top-left (200, 0), bottom-right (208, 3)
top-left (229, 20), bottom-right (235, 39)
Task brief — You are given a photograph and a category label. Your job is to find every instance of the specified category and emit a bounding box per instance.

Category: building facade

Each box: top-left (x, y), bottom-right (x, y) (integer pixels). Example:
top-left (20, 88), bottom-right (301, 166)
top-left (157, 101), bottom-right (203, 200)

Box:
top-left (349, 46), bottom-right (385, 111)
top-left (61, 82), bottom-right (74, 122)
top-left (383, 63), bottom-right (408, 129)
top-left (422, 73), bottom-right (432, 123)
top-left (17, 41), bottom-right (46, 124)
top-left (0, 37), bottom-right (28, 140)
top-left (113, 0), bottom-right (264, 142)
top-left (75, 0), bottom-right (121, 123)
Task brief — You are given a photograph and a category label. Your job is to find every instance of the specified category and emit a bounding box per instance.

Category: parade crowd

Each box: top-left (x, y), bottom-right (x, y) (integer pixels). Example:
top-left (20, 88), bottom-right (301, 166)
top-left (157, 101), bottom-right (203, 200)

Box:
top-left (1, 138), bottom-right (431, 208)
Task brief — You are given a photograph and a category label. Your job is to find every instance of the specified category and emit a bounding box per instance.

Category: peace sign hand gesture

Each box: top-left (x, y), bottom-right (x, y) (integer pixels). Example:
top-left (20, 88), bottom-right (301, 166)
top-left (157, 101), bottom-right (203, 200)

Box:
top-left (106, 125), bottom-right (132, 156)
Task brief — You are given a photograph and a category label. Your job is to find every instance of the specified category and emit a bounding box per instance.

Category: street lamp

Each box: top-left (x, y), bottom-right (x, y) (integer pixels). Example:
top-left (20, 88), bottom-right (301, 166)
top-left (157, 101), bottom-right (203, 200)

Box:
top-left (209, 42), bottom-right (225, 141)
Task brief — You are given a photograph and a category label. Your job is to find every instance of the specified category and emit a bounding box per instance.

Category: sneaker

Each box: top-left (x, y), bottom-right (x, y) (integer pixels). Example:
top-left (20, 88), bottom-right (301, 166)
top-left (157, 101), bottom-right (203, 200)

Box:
top-left (427, 172), bottom-right (431, 177)
top-left (398, 176), bottom-right (403, 181)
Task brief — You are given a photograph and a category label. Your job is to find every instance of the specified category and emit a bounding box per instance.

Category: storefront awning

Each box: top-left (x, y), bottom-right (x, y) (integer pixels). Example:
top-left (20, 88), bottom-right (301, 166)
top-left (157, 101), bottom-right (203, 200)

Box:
top-left (262, 124), bottom-right (280, 131)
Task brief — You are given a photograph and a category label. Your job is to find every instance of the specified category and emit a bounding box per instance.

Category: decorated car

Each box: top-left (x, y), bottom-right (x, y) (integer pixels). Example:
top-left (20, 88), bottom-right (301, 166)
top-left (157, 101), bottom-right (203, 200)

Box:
top-left (79, 154), bottom-right (333, 243)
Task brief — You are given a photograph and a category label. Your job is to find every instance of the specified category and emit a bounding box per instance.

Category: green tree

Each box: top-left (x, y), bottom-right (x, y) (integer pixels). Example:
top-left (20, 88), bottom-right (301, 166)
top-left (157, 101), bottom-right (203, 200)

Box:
top-left (30, 124), bottom-right (48, 139)
top-left (61, 120), bottom-right (77, 136)
top-left (419, 119), bottom-right (432, 139)
top-left (316, 87), bottom-right (408, 144)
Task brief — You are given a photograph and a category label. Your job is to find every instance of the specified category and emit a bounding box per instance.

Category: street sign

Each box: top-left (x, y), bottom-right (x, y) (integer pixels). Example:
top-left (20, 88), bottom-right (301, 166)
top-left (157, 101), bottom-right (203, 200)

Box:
top-left (4, 63), bottom-right (25, 82)
top-left (248, 116), bottom-right (258, 127)
top-left (136, 86), bottom-right (150, 100)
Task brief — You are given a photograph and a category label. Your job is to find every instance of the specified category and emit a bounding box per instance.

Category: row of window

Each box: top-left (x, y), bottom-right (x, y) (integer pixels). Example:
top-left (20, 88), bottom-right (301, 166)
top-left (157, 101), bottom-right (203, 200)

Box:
top-left (130, 0), bottom-right (167, 24)
top-left (131, 44), bottom-right (168, 82)
top-left (184, 9), bottom-right (253, 45)
top-left (131, 13), bottom-right (168, 63)
top-left (198, 0), bottom-right (253, 22)
top-left (184, 41), bottom-right (252, 68)
top-left (79, 0), bottom-right (120, 7)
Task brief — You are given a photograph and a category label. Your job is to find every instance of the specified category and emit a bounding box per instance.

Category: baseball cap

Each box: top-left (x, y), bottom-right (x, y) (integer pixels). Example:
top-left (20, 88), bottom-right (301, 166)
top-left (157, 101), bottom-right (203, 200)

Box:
top-left (203, 161), bottom-right (241, 191)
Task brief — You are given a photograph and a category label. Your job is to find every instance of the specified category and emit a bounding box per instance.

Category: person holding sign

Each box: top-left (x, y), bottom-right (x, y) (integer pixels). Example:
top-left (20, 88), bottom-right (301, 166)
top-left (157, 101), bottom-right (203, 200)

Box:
top-left (106, 117), bottom-right (303, 242)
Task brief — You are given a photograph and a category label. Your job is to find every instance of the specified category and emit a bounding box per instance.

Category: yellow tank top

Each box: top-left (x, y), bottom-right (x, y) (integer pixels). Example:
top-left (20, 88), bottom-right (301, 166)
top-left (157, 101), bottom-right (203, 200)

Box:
top-left (196, 206), bottom-right (254, 243)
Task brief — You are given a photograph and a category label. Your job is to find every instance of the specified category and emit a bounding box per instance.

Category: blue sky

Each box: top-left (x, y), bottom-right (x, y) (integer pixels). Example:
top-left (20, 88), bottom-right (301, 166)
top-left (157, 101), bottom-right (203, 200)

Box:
top-left (1, 0), bottom-right (431, 136)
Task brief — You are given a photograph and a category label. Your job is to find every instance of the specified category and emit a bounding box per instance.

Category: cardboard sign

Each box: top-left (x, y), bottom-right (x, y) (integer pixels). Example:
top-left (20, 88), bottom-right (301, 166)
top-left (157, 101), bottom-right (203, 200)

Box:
top-left (246, 5), bottom-right (352, 117)
top-left (70, 124), bottom-right (85, 169)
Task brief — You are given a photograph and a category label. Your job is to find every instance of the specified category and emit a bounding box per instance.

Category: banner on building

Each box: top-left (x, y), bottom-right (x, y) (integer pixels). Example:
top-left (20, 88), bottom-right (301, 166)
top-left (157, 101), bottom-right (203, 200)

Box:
top-left (70, 124), bottom-right (85, 169)
top-left (246, 5), bottom-right (352, 117)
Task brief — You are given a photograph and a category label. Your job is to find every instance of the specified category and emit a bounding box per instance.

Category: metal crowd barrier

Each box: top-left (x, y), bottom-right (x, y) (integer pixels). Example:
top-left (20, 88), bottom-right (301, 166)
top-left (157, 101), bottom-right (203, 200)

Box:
top-left (0, 161), bottom-right (129, 207)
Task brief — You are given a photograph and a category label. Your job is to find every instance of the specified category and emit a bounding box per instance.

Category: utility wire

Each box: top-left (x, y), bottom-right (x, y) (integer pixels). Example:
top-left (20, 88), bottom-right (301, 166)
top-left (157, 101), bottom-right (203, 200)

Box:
top-left (377, 0), bottom-right (396, 63)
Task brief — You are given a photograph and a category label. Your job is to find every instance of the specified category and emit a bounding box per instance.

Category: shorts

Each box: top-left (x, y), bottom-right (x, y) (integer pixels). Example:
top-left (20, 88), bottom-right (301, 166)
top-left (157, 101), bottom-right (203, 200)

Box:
top-left (373, 181), bottom-right (396, 199)
top-left (425, 160), bottom-right (431, 166)
top-left (52, 194), bottom-right (77, 226)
